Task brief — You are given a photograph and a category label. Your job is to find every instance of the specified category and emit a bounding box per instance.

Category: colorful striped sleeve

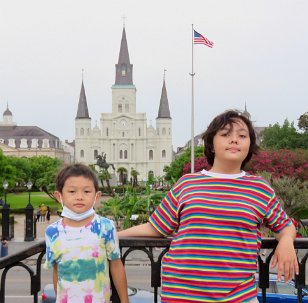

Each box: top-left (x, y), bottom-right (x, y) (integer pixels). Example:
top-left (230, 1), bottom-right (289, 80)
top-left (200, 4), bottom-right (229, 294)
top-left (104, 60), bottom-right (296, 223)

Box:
top-left (265, 192), bottom-right (292, 233)
top-left (149, 186), bottom-right (179, 236)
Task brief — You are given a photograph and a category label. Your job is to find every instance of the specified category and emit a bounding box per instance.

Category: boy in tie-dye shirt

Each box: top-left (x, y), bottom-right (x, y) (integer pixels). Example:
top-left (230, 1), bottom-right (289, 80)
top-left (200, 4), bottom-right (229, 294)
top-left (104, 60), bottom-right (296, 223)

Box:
top-left (45, 164), bottom-right (128, 303)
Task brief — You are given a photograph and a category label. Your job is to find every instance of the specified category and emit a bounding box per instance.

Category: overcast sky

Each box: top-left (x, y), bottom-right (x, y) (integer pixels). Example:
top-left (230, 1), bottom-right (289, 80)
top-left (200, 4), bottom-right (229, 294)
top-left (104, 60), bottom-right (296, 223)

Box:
top-left (0, 0), bottom-right (307, 148)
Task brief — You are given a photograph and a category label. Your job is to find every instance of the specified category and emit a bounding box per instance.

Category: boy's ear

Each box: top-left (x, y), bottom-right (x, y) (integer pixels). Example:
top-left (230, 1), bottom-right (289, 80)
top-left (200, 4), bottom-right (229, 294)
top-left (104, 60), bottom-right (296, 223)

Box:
top-left (96, 191), bottom-right (102, 201)
top-left (54, 191), bottom-right (62, 203)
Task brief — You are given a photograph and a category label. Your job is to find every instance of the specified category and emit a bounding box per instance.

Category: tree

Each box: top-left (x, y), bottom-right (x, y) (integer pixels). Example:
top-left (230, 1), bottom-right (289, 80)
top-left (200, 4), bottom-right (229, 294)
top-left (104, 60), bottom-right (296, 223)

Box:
top-left (164, 146), bottom-right (204, 184)
top-left (0, 150), bottom-right (16, 195)
top-left (298, 112), bottom-right (308, 133)
top-left (260, 119), bottom-right (307, 149)
top-left (130, 169), bottom-right (139, 187)
top-left (98, 169), bottom-right (114, 196)
top-left (117, 167), bottom-right (128, 185)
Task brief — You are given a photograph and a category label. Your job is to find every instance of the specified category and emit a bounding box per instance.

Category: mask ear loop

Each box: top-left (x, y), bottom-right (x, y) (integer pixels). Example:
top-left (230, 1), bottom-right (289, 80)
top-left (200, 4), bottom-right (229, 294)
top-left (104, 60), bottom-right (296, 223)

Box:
top-left (59, 194), bottom-right (64, 208)
top-left (92, 193), bottom-right (98, 209)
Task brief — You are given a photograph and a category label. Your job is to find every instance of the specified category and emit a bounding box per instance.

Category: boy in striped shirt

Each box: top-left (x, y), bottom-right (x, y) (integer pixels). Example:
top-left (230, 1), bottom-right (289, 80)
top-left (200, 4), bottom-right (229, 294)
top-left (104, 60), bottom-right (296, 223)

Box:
top-left (118, 110), bottom-right (298, 303)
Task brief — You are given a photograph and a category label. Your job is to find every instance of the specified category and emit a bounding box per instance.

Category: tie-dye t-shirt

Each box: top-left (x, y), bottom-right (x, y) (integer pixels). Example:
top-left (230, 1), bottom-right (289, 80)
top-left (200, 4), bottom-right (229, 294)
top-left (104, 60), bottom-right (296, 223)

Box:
top-left (44, 214), bottom-right (120, 303)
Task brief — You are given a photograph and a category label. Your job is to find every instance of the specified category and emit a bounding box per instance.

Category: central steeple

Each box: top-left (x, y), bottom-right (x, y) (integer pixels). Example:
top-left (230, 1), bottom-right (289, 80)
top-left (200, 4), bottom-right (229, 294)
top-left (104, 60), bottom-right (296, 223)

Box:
top-left (115, 26), bottom-right (133, 85)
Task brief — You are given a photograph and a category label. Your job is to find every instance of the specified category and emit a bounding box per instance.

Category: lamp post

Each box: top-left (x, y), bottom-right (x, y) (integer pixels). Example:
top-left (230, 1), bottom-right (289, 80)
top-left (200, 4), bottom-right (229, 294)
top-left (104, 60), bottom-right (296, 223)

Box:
top-left (148, 199), bottom-right (155, 216)
top-left (1, 180), bottom-right (10, 240)
top-left (24, 181), bottom-right (34, 241)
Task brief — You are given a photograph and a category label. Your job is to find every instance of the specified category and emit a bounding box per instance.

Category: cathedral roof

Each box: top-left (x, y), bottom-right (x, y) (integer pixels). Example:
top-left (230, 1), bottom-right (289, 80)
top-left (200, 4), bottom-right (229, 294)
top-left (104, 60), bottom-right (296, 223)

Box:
top-left (76, 81), bottom-right (90, 119)
top-left (157, 80), bottom-right (171, 119)
top-left (115, 27), bottom-right (133, 85)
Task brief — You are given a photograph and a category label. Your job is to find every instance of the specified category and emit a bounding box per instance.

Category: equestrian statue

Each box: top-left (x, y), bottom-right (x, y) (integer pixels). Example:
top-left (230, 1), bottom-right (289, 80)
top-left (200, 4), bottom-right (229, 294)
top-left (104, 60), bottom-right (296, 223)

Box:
top-left (96, 152), bottom-right (115, 171)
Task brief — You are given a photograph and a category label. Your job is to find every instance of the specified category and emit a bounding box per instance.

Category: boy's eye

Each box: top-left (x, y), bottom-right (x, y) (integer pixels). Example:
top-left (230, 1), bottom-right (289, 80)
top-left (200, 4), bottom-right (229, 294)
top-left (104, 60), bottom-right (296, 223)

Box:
top-left (84, 190), bottom-right (92, 194)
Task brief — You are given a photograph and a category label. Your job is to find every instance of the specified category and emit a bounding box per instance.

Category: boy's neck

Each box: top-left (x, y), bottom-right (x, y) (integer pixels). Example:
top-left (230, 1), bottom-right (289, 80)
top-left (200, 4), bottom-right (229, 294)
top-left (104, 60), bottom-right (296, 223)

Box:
top-left (210, 161), bottom-right (242, 175)
top-left (63, 214), bottom-right (95, 227)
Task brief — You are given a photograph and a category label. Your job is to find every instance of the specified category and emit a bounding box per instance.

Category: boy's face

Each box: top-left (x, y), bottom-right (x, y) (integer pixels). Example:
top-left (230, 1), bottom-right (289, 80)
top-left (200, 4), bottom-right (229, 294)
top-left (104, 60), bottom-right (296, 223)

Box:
top-left (55, 176), bottom-right (101, 213)
top-left (212, 118), bottom-right (250, 167)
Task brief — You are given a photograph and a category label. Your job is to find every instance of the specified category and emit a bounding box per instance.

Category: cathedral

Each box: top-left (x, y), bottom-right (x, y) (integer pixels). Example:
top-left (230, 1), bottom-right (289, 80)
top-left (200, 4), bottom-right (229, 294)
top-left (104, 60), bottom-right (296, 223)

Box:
top-left (74, 27), bottom-right (173, 182)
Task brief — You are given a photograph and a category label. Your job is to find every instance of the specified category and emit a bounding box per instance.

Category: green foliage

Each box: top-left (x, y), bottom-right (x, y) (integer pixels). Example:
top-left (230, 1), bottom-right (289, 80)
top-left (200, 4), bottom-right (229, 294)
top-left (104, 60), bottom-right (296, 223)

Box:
top-left (0, 150), bottom-right (17, 195)
top-left (164, 146), bottom-right (204, 184)
top-left (298, 112), bottom-right (308, 133)
top-left (259, 172), bottom-right (308, 218)
top-left (261, 119), bottom-right (308, 149)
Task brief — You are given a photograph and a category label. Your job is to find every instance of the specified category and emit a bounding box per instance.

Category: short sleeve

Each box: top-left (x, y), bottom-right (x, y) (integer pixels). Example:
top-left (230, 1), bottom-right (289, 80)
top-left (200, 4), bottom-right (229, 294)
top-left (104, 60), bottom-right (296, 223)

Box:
top-left (149, 187), bottom-right (179, 236)
top-left (264, 193), bottom-right (292, 233)
top-left (44, 225), bottom-right (59, 269)
top-left (103, 219), bottom-right (121, 261)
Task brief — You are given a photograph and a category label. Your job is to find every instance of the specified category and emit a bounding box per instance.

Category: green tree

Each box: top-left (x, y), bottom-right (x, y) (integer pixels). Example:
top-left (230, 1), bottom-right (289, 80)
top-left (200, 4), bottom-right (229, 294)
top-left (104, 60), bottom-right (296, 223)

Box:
top-left (0, 150), bottom-right (16, 195)
top-left (261, 119), bottom-right (307, 149)
top-left (298, 112), bottom-right (308, 133)
top-left (130, 169), bottom-right (139, 187)
top-left (117, 167), bottom-right (128, 185)
top-left (98, 169), bottom-right (113, 196)
top-left (164, 146), bottom-right (204, 184)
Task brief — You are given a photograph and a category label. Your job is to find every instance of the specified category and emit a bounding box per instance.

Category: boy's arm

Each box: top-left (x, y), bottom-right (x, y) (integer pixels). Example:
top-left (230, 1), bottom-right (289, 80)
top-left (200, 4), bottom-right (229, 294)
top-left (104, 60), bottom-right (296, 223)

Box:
top-left (272, 224), bottom-right (299, 282)
top-left (109, 259), bottom-right (129, 303)
top-left (117, 222), bottom-right (162, 237)
top-left (53, 264), bottom-right (58, 295)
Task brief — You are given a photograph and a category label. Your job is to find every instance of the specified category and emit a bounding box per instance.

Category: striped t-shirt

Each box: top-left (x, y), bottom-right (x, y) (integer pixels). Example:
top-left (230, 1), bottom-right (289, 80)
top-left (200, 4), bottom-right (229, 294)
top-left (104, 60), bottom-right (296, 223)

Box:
top-left (149, 170), bottom-right (291, 303)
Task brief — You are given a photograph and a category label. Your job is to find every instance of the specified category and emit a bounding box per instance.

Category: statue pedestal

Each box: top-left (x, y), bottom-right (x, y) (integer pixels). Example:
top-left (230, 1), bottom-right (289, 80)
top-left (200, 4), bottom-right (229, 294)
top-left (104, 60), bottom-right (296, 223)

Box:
top-left (109, 173), bottom-right (117, 187)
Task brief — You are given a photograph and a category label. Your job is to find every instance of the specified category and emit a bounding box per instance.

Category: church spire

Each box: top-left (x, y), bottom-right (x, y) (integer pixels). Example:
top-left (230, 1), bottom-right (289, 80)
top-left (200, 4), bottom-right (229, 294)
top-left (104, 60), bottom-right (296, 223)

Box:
top-left (157, 73), bottom-right (171, 119)
top-left (76, 80), bottom-right (90, 119)
top-left (115, 26), bottom-right (133, 85)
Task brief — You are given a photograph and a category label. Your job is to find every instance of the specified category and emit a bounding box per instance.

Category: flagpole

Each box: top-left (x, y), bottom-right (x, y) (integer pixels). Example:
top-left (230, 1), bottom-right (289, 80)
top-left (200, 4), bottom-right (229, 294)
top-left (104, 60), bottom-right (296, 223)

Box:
top-left (190, 24), bottom-right (195, 173)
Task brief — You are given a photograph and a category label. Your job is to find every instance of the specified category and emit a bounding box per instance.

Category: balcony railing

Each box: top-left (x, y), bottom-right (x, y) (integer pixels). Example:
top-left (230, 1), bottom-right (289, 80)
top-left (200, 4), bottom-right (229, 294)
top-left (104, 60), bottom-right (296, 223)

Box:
top-left (0, 238), bottom-right (308, 303)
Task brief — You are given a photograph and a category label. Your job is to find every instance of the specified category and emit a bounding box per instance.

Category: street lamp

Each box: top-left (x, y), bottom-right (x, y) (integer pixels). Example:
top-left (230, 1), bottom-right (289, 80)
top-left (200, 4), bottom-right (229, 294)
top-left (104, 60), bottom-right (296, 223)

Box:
top-left (2, 180), bottom-right (10, 240)
top-left (24, 180), bottom-right (34, 241)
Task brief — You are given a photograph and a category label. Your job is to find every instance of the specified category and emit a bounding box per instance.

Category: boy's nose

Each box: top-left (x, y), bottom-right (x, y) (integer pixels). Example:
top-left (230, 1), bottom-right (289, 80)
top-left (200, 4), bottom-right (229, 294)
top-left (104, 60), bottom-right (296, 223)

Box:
top-left (230, 134), bottom-right (238, 144)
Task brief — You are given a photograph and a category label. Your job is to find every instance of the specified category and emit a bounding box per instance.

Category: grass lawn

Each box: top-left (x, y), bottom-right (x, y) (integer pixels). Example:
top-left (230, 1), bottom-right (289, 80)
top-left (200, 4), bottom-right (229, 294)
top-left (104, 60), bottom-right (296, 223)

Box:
top-left (3, 192), bottom-right (60, 212)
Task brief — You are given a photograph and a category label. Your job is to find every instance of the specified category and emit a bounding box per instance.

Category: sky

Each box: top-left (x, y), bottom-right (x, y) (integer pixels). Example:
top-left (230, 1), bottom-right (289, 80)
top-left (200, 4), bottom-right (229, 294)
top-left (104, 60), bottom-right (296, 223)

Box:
top-left (0, 0), bottom-right (307, 149)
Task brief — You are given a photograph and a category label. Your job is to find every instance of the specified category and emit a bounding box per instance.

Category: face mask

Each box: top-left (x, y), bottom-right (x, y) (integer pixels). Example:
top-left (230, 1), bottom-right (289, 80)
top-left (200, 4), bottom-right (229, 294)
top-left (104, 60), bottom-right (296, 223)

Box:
top-left (60, 194), bottom-right (97, 221)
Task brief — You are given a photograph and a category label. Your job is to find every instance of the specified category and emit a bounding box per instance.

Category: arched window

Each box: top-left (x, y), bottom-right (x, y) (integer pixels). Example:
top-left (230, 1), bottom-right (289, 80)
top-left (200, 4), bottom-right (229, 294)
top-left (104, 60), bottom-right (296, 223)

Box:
top-left (139, 128), bottom-right (141, 136)
top-left (162, 150), bottom-right (166, 158)
top-left (122, 132), bottom-right (125, 137)
top-left (162, 128), bottom-right (166, 135)
top-left (121, 63), bottom-right (127, 76)
top-left (125, 104), bottom-right (129, 112)
top-left (120, 150), bottom-right (123, 159)
top-left (124, 150), bottom-right (128, 159)
top-left (149, 150), bottom-right (153, 160)
top-left (106, 128), bottom-right (109, 136)
top-left (80, 150), bottom-right (84, 158)
top-left (80, 128), bottom-right (84, 135)
top-left (118, 104), bottom-right (122, 113)
top-left (94, 150), bottom-right (98, 159)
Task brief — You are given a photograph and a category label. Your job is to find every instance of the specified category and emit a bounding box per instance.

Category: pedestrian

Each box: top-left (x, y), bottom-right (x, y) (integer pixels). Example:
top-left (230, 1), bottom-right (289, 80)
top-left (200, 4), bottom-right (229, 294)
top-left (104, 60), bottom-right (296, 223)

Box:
top-left (46, 206), bottom-right (51, 223)
top-left (0, 239), bottom-right (8, 257)
top-left (118, 109), bottom-right (298, 303)
top-left (40, 203), bottom-right (47, 223)
top-left (36, 207), bottom-right (41, 223)
top-left (44, 163), bottom-right (128, 303)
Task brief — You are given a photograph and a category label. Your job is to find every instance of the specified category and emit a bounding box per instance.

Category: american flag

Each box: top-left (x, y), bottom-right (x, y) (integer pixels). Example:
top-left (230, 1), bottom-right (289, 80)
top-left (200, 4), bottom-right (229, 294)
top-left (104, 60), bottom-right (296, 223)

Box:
top-left (193, 30), bottom-right (214, 48)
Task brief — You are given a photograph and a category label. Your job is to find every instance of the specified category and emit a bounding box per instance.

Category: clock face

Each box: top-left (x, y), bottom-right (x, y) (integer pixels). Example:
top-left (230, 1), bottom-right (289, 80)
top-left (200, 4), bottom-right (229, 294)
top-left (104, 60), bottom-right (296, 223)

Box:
top-left (120, 119), bottom-right (127, 128)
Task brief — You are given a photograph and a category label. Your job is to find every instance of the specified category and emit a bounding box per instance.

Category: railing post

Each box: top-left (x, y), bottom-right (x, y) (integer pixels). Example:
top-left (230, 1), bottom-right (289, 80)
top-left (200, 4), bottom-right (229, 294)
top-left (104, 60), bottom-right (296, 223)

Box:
top-left (24, 204), bottom-right (34, 241)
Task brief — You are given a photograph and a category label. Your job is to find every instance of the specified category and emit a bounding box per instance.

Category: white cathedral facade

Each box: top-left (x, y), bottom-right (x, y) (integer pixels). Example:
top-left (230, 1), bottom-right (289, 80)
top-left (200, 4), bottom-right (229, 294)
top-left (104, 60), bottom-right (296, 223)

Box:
top-left (74, 27), bottom-right (173, 182)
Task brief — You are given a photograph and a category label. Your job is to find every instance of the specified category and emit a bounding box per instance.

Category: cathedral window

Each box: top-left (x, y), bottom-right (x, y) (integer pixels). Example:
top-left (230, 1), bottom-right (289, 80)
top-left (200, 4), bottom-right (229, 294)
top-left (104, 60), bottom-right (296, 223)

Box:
top-left (80, 150), bottom-right (84, 158)
top-left (118, 104), bottom-right (122, 113)
top-left (80, 128), bottom-right (84, 135)
top-left (139, 128), bottom-right (141, 136)
top-left (157, 128), bottom-right (159, 135)
top-left (149, 150), bottom-right (153, 160)
top-left (124, 150), bottom-right (128, 159)
top-left (162, 128), bottom-right (166, 135)
top-left (122, 132), bottom-right (125, 137)
top-left (120, 150), bottom-right (123, 159)
top-left (121, 63), bottom-right (127, 76)
top-left (125, 104), bottom-right (129, 112)
top-left (162, 150), bottom-right (166, 158)
top-left (106, 128), bottom-right (109, 136)
top-left (94, 150), bottom-right (98, 160)
top-left (169, 128), bottom-right (171, 135)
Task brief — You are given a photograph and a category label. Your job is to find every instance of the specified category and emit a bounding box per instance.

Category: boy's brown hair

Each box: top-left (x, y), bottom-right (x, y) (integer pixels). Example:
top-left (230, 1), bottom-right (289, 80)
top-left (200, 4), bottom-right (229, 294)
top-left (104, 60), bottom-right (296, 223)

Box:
top-left (55, 163), bottom-right (99, 192)
top-left (202, 110), bottom-right (259, 169)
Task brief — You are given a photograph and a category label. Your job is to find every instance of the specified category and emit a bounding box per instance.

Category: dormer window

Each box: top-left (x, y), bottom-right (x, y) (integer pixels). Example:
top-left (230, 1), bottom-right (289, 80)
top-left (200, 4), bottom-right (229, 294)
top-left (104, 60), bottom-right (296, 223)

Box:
top-left (121, 63), bottom-right (127, 76)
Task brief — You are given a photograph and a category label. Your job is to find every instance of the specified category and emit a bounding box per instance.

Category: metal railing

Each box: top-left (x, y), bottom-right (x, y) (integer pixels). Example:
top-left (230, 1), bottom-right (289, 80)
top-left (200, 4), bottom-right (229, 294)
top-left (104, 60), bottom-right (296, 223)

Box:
top-left (0, 238), bottom-right (308, 303)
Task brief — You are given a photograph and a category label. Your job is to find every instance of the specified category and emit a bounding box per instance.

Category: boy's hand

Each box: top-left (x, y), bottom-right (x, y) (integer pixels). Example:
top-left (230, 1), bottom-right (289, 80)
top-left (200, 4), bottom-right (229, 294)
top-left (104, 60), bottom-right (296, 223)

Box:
top-left (271, 235), bottom-right (299, 282)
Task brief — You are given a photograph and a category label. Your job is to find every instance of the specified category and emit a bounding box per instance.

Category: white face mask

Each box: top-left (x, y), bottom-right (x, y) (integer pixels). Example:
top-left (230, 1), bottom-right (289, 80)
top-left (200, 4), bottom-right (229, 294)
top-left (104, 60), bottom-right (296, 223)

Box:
top-left (60, 194), bottom-right (97, 221)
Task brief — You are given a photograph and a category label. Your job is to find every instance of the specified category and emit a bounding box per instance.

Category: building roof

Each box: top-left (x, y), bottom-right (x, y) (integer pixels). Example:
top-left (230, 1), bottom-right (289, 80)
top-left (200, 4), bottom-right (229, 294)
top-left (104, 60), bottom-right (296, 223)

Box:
top-left (157, 80), bottom-right (171, 119)
top-left (76, 80), bottom-right (90, 119)
top-left (115, 27), bottom-right (133, 85)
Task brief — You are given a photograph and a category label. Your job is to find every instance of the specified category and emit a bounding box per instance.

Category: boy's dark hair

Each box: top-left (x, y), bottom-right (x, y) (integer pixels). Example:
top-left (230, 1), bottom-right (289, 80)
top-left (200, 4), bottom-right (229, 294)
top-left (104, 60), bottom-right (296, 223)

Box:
top-left (202, 110), bottom-right (259, 169)
top-left (55, 163), bottom-right (99, 192)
